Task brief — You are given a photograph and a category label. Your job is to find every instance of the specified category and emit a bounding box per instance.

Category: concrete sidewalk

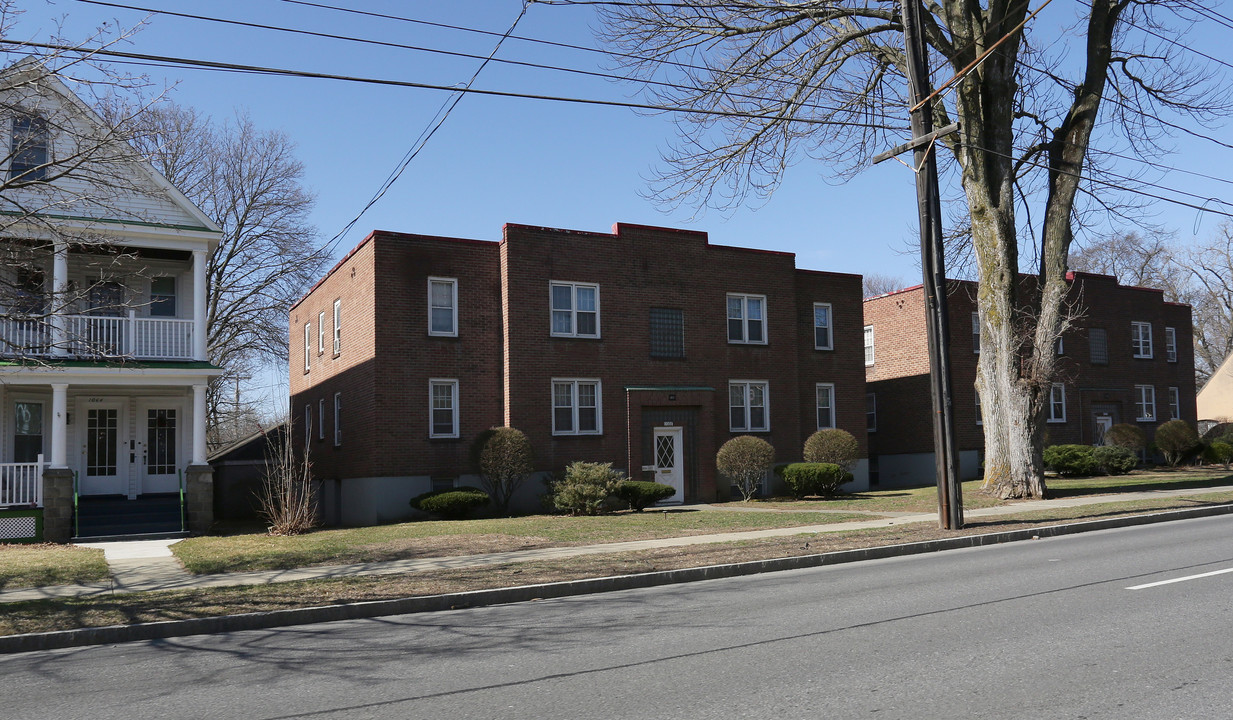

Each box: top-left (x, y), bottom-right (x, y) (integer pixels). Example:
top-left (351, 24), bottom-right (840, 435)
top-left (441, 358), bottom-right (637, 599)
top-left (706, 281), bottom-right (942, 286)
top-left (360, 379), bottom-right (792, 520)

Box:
top-left (3, 483), bottom-right (1230, 604)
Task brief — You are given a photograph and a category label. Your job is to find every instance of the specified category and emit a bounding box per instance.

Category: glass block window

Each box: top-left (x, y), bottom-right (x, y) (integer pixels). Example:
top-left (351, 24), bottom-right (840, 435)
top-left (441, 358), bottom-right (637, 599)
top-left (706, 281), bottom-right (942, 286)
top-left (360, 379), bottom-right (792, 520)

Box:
top-left (1089, 328), bottom-right (1108, 365)
top-left (649, 308), bottom-right (684, 358)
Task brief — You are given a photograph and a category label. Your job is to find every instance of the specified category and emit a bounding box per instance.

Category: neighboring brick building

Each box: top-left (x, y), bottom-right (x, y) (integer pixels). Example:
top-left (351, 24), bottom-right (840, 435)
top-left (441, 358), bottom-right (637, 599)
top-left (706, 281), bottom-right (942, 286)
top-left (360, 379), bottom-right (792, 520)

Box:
top-left (863, 272), bottom-right (1196, 487)
top-left (290, 222), bottom-right (868, 525)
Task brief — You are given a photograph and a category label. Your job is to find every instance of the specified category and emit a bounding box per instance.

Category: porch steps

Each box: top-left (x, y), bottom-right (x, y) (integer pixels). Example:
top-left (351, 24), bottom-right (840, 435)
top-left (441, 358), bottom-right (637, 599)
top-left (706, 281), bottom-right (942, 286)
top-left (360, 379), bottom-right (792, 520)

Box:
top-left (73, 494), bottom-right (185, 539)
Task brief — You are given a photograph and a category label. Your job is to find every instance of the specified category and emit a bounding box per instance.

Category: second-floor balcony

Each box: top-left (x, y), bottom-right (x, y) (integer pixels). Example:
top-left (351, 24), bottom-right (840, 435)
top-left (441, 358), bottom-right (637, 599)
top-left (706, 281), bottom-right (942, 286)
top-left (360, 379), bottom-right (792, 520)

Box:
top-left (0, 312), bottom-right (197, 361)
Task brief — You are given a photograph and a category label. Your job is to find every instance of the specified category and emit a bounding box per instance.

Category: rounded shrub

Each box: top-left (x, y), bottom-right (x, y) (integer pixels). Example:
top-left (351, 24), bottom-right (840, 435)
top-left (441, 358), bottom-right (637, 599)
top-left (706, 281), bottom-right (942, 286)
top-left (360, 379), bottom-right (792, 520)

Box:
top-left (717, 435), bottom-right (776, 501)
top-left (1104, 423), bottom-right (1146, 450)
top-left (803, 428), bottom-right (859, 470)
top-left (410, 487), bottom-right (490, 519)
top-left (1043, 444), bottom-right (1097, 476)
top-left (1093, 445), bottom-right (1137, 475)
top-left (553, 461), bottom-right (624, 516)
top-left (1205, 441), bottom-right (1233, 469)
top-left (780, 462), bottom-right (851, 498)
top-left (1155, 419), bottom-right (1199, 466)
top-left (614, 480), bottom-right (677, 511)
top-left (471, 427), bottom-right (534, 510)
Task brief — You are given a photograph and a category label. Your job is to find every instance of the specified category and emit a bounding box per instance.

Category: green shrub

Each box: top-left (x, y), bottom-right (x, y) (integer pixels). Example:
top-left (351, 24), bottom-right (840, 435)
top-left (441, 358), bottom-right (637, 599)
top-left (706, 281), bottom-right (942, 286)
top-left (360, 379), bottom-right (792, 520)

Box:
top-left (1093, 445), bottom-right (1137, 475)
top-left (1203, 441), bottom-right (1233, 470)
top-left (553, 461), bottom-right (624, 515)
top-left (1043, 444), bottom-right (1097, 476)
top-left (803, 428), bottom-right (859, 470)
top-left (780, 463), bottom-right (851, 498)
top-left (614, 480), bottom-right (677, 511)
top-left (472, 427), bottom-right (534, 510)
top-left (409, 487), bottom-right (490, 519)
top-left (717, 436), bottom-right (776, 501)
top-left (1155, 419), bottom-right (1200, 466)
top-left (1104, 423), bottom-right (1146, 450)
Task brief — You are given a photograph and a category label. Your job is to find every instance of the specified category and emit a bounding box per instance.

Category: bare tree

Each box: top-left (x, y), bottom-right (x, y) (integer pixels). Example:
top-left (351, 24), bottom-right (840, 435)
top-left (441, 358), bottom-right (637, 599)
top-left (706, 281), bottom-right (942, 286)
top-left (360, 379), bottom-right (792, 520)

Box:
top-left (863, 273), bottom-right (907, 299)
top-left (598, 0), bottom-right (1230, 498)
top-left (1068, 231), bottom-right (1179, 291)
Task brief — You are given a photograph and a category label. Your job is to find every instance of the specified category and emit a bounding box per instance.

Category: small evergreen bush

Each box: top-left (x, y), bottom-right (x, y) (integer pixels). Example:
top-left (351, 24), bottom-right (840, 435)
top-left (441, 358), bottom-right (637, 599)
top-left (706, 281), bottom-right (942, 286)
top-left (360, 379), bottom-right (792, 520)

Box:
top-left (1104, 423), bottom-right (1146, 450)
top-left (614, 480), bottom-right (677, 511)
top-left (553, 461), bottom-right (624, 515)
top-left (717, 436), bottom-right (776, 501)
top-left (1043, 444), bottom-right (1097, 476)
top-left (780, 463), bottom-right (851, 498)
top-left (803, 428), bottom-right (859, 470)
top-left (1093, 445), bottom-right (1137, 475)
top-left (1154, 419), bottom-right (1199, 466)
top-left (1205, 441), bottom-right (1233, 470)
top-left (410, 487), bottom-right (490, 519)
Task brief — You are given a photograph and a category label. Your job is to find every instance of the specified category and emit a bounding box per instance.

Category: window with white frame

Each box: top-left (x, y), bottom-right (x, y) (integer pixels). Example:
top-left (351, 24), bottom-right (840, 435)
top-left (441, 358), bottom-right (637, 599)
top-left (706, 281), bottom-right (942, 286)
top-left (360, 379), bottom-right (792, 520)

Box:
top-left (1165, 327), bottom-right (1177, 363)
top-left (813, 303), bottom-right (832, 350)
top-left (1135, 385), bottom-right (1156, 422)
top-left (729, 381), bottom-right (769, 432)
top-left (1168, 386), bottom-right (1180, 420)
top-left (333, 392), bottom-right (342, 446)
top-left (863, 325), bottom-right (875, 366)
top-left (318, 311), bottom-right (325, 355)
top-left (866, 392), bottom-right (876, 432)
top-left (429, 379), bottom-right (459, 438)
top-left (1132, 321), bottom-right (1153, 359)
top-left (551, 282), bottom-right (600, 338)
top-left (303, 323), bottom-right (311, 372)
top-left (1048, 383), bottom-right (1066, 423)
top-left (816, 383), bottom-right (835, 429)
top-left (333, 298), bottom-right (341, 354)
top-left (972, 312), bottom-right (980, 354)
top-left (10, 114), bottom-right (49, 181)
top-left (318, 398), bottom-right (325, 440)
top-left (150, 277), bottom-right (176, 317)
top-left (428, 277), bottom-right (458, 336)
top-left (1089, 328), bottom-right (1108, 365)
top-left (727, 294), bottom-right (766, 344)
top-left (552, 379), bottom-right (601, 435)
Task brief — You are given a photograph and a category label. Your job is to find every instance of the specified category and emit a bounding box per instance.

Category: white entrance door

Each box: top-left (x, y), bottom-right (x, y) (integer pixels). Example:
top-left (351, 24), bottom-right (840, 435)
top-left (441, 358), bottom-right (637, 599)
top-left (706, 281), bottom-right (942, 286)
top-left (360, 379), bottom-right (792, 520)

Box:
top-left (79, 400), bottom-right (128, 496)
top-left (653, 426), bottom-right (684, 504)
top-left (1093, 413), bottom-right (1114, 445)
top-left (137, 401), bottom-right (183, 494)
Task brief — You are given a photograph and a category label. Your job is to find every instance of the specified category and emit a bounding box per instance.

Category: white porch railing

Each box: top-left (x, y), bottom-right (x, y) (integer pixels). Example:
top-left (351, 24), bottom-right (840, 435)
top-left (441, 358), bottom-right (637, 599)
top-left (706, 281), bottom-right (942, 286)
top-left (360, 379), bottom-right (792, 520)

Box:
top-left (0, 313), bottom-right (195, 360)
top-left (0, 454), bottom-right (45, 507)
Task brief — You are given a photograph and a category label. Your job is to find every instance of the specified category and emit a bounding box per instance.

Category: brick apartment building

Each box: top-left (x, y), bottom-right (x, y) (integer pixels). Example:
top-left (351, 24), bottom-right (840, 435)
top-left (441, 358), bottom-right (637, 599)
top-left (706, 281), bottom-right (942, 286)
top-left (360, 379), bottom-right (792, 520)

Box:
top-left (863, 272), bottom-right (1196, 487)
top-left (290, 222), bottom-right (868, 525)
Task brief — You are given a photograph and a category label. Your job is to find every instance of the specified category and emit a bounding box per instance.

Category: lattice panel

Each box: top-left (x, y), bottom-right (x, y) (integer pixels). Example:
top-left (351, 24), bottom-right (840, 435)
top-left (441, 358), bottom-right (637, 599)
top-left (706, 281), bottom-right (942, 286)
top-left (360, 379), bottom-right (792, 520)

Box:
top-left (0, 515), bottom-right (37, 540)
top-left (656, 435), bottom-right (675, 469)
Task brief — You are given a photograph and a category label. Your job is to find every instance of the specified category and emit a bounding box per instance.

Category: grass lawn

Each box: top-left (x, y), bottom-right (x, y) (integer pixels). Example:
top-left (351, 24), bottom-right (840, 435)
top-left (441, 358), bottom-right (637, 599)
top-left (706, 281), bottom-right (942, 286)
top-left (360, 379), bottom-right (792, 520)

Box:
top-left (0, 544), bottom-right (107, 590)
top-left (173, 509), bottom-right (879, 574)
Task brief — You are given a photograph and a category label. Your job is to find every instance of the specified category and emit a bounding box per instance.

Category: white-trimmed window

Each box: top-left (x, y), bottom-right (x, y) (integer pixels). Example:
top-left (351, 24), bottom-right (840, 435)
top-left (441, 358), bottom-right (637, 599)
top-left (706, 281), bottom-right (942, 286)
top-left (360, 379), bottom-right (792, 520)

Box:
top-left (303, 322), bottom-right (311, 372)
top-left (318, 398), bottom-right (325, 441)
top-left (972, 312), bottom-right (981, 354)
top-left (551, 282), bottom-right (600, 338)
top-left (866, 392), bottom-right (876, 432)
top-left (428, 277), bottom-right (458, 336)
top-left (813, 303), bottom-right (832, 350)
top-left (816, 383), bottom-right (836, 429)
top-left (333, 298), bottom-right (342, 354)
top-left (1165, 327), bottom-right (1177, 363)
top-left (150, 277), bottom-right (177, 317)
top-left (318, 311), bottom-right (326, 355)
top-left (1168, 386), bottom-right (1180, 420)
top-left (729, 380), bottom-right (769, 432)
top-left (1048, 383), bottom-right (1066, 423)
top-left (552, 379), bottom-right (601, 435)
top-left (1135, 385), bottom-right (1156, 422)
top-left (10, 114), bottom-right (49, 181)
top-left (333, 392), bottom-right (342, 446)
top-left (1132, 321), bottom-right (1153, 359)
top-left (429, 379), bottom-right (459, 439)
top-left (727, 293), bottom-right (766, 344)
top-left (863, 325), bottom-right (875, 366)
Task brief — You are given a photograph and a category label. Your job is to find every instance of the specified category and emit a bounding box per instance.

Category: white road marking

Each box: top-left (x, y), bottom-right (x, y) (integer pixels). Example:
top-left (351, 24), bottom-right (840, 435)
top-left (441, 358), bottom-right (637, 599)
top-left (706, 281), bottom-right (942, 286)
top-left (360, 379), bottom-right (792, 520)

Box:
top-left (1126, 567), bottom-right (1233, 590)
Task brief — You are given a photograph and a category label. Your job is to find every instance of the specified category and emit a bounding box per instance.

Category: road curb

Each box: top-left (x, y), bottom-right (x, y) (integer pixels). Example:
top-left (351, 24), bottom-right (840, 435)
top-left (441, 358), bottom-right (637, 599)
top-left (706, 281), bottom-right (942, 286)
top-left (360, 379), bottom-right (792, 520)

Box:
top-left (4, 502), bottom-right (1231, 654)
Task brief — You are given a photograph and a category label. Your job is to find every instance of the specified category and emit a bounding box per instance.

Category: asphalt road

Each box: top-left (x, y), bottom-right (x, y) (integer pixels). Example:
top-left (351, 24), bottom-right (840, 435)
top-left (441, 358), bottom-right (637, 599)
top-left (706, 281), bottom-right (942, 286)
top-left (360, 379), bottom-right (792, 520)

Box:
top-left (6, 515), bottom-right (1233, 720)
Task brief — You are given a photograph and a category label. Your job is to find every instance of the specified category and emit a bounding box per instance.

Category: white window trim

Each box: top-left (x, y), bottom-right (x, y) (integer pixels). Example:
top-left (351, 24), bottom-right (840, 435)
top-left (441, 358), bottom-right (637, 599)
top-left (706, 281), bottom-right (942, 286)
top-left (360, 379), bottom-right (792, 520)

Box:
top-left (1165, 326), bottom-right (1177, 363)
top-left (972, 312), bottom-right (980, 354)
top-left (551, 378), bottom-right (603, 435)
top-left (727, 293), bottom-right (768, 345)
top-left (317, 398), bottom-right (325, 441)
top-left (729, 380), bottom-right (770, 432)
top-left (303, 323), bottom-right (311, 372)
top-left (1048, 383), bottom-right (1066, 423)
top-left (550, 281), bottom-right (601, 338)
top-left (1135, 384), bottom-right (1156, 422)
top-left (1132, 321), bottom-right (1153, 359)
top-left (1168, 386), bottom-right (1180, 420)
top-left (428, 277), bottom-right (458, 337)
top-left (863, 325), bottom-right (875, 366)
top-left (816, 382), bottom-right (836, 430)
top-left (333, 392), bottom-right (342, 446)
top-left (333, 298), bottom-right (341, 354)
top-left (813, 303), bottom-right (833, 350)
top-left (429, 379), bottom-right (460, 439)
top-left (317, 311), bottom-right (325, 356)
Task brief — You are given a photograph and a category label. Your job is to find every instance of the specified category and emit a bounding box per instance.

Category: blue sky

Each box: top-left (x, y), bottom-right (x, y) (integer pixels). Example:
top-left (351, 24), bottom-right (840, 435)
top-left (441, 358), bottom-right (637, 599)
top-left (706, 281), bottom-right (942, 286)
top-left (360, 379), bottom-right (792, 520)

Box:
top-left (9, 0), bottom-right (1233, 408)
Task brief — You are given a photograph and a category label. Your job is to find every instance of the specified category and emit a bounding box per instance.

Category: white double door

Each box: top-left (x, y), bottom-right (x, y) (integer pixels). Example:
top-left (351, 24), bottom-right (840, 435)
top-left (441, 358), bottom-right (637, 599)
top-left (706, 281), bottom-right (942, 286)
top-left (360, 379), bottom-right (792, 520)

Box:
top-left (78, 398), bottom-right (184, 497)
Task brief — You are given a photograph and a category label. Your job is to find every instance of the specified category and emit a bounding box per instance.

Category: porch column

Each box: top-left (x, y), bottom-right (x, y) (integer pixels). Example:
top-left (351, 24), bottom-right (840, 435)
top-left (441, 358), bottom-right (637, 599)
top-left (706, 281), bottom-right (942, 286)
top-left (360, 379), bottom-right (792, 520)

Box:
top-left (50, 383), bottom-right (68, 468)
top-left (192, 383), bottom-right (207, 464)
top-left (192, 249), bottom-right (208, 361)
top-left (50, 241), bottom-right (68, 357)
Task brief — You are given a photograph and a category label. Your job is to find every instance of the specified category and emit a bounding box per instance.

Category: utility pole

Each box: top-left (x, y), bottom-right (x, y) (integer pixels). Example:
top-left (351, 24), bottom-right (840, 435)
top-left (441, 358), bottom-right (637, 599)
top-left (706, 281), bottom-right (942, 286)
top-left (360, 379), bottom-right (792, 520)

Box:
top-left (873, 0), bottom-right (963, 529)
